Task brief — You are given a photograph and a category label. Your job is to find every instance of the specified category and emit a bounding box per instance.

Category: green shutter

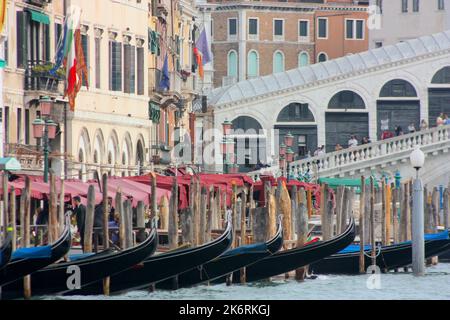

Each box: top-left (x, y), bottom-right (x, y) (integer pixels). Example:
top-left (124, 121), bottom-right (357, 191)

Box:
top-left (28, 10), bottom-right (50, 25)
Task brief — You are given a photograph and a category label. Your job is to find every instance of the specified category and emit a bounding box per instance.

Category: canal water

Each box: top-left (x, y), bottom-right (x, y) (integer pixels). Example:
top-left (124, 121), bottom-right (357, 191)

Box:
top-left (49, 263), bottom-right (450, 300)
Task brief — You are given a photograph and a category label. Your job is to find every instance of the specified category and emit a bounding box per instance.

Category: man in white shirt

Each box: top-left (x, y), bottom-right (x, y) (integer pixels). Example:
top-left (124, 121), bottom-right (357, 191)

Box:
top-left (348, 135), bottom-right (358, 148)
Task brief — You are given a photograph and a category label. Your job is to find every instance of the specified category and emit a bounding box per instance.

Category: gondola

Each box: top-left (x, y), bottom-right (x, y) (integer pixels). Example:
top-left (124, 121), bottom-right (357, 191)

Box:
top-left (1, 225), bottom-right (158, 299)
top-left (0, 216), bottom-right (72, 287)
top-left (310, 230), bottom-right (450, 274)
top-left (240, 218), bottom-right (356, 283)
top-left (0, 232), bottom-right (13, 271)
top-left (68, 213), bottom-right (233, 296)
top-left (156, 215), bottom-right (284, 290)
top-left (439, 247), bottom-right (450, 262)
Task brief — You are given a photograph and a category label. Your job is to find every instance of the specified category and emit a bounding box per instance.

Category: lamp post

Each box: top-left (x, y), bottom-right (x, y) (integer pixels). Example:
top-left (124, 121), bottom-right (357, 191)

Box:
top-left (410, 146), bottom-right (425, 276)
top-left (222, 120), bottom-right (235, 174)
top-left (32, 97), bottom-right (57, 183)
top-left (283, 133), bottom-right (294, 182)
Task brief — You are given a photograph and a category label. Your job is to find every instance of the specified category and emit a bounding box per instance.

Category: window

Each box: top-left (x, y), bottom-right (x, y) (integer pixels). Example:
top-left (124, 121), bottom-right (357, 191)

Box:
top-left (318, 52), bottom-right (327, 63)
top-left (95, 37), bottom-right (101, 89)
top-left (328, 91), bottom-right (365, 109)
top-left (17, 108), bottom-right (22, 143)
top-left (81, 34), bottom-right (89, 87)
top-left (380, 79), bottom-right (417, 97)
top-left (109, 41), bottom-right (122, 91)
top-left (413, 0), bottom-right (419, 12)
top-left (273, 51), bottom-right (284, 73)
top-left (402, 0), bottom-right (408, 12)
top-left (137, 47), bottom-right (144, 95)
top-left (299, 20), bottom-right (309, 41)
top-left (227, 50), bottom-right (237, 78)
top-left (55, 22), bottom-right (62, 52)
top-left (247, 50), bottom-right (259, 78)
top-left (298, 52), bottom-right (309, 67)
top-left (438, 0), bottom-right (445, 10)
top-left (16, 11), bottom-right (28, 69)
top-left (273, 19), bottom-right (284, 40)
top-left (25, 109), bottom-right (30, 144)
top-left (123, 44), bottom-right (136, 94)
top-left (228, 18), bottom-right (237, 39)
top-left (375, 41), bottom-right (383, 48)
top-left (277, 103), bottom-right (315, 122)
top-left (3, 40), bottom-right (7, 66)
top-left (346, 19), bottom-right (364, 40)
top-left (318, 18), bottom-right (327, 39)
top-left (248, 18), bottom-right (258, 40)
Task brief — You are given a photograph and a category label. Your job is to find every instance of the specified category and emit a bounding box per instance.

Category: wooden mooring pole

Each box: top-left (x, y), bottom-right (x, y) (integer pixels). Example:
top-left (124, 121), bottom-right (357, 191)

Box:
top-left (295, 187), bottom-right (309, 281)
top-left (23, 177), bottom-right (31, 299)
top-left (240, 187), bottom-right (247, 284)
top-left (359, 176), bottom-right (365, 274)
top-left (102, 174), bottom-right (110, 296)
top-left (84, 185), bottom-right (95, 253)
top-left (370, 177), bottom-right (376, 268)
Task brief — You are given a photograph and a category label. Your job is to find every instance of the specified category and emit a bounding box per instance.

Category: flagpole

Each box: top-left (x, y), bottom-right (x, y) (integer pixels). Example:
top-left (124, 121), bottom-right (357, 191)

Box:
top-left (0, 1), bottom-right (7, 159)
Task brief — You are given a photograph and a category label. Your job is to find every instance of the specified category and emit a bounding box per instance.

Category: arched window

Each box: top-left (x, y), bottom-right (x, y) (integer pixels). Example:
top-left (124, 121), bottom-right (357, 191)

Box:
top-left (273, 51), bottom-right (285, 73)
top-left (431, 67), bottom-right (450, 84)
top-left (232, 116), bottom-right (263, 132)
top-left (247, 50), bottom-right (259, 78)
top-left (318, 52), bottom-right (328, 63)
top-left (380, 79), bottom-right (417, 97)
top-left (277, 103), bottom-right (315, 122)
top-left (227, 50), bottom-right (238, 78)
top-left (328, 91), bottom-right (365, 109)
top-left (298, 52), bottom-right (309, 67)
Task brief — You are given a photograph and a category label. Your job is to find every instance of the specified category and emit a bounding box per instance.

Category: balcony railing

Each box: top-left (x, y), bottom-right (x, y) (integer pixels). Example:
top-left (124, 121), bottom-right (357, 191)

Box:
top-left (24, 60), bottom-right (65, 94)
top-left (149, 68), bottom-right (183, 96)
top-left (5, 144), bottom-right (44, 172)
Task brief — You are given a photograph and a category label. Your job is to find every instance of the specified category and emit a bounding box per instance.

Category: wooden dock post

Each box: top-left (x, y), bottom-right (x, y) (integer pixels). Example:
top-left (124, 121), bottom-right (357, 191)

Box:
top-left (444, 188), bottom-right (449, 230)
top-left (359, 176), bottom-right (366, 274)
top-left (23, 177), bottom-right (31, 299)
top-left (406, 182), bottom-right (412, 241)
top-left (295, 187), bottom-right (309, 281)
top-left (200, 186), bottom-right (207, 245)
top-left (123, 200), bottom-right (133, 248)
top-left (320, 184), bottom-right (331, 240)
top-left (370, 177), bottom-right (376, 268)
top-left (290, 186), bottom-right (298, 240)
top-left (206, 186), bottom-right (214, 243)
top-left (49, 171), bottom-right (58, 243)
top-left (10, 187), bottom-right (16, 251)
top-left (335, 186), bottom-right (345, 235)
top-left (2, 172), bottom-right (8, 233)
top-left (84, 185), bottom-right (95, 253)
top-left (392, 183), bottom-right (399, 244)
top-left (307, 189), bottom-right (313, 218)
top-left (399, 183), bottom-right (407, 243)
top-left (280, 181), bottom-right (292, 246)
top-left (240, 187), bottom-right (247, 284)
top-left (231, 182), bottom-right (238, 248)
top-left (150, 173), bottom-right (158, 221)
top-left (168, 176), bottom-right (179, 250)
top-left (381, 180), bottom-right (387, 246)
top-left (116, 190), bottom-right (126, 249)
top-left (136, 201), bottom-right (145, 243)
top-left (102, 174), bottom-right (110, 296)
top-left (385, 184), bottom-right (392, 245)
top-left (160, 196), bottom-right (169, 231)
top-left (432, 187), bottom-right (439, 233)
top-left (59, 179), bottom-right (65, 234)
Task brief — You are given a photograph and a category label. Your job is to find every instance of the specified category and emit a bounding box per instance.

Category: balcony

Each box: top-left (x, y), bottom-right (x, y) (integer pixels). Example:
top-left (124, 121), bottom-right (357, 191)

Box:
top-left (25, 60), bottom-right (65, 95)
top-left (149, 68), bottom-right (183, 96)
top-left (5, 144), bottom-right (44, 172)
top-left (150, 141), bottom-right (173, 165)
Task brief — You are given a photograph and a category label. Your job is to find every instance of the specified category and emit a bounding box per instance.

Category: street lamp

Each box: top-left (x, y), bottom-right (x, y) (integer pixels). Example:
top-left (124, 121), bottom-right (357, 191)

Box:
top-left (410, 146), bottom-right (425, 276)
top-left (32, 97), bottom-right (56, 183)
top-left (285, 147), bottom-right (295, 182)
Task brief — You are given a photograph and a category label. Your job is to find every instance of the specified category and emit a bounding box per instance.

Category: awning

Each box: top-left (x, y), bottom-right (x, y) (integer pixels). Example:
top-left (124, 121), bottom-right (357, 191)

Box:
top-left (28, 10), bottom-right (50, 25)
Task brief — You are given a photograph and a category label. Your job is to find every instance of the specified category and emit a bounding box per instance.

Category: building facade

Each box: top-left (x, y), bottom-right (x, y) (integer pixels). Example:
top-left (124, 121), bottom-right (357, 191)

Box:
top-left (369, 0), bottom-right (450, 49)
top-left (206, 31), bottom-right (450, 173)
top-left (2, 0), bottom-right (201, 180)
top-left (197, 0), bottom-right (369, 89)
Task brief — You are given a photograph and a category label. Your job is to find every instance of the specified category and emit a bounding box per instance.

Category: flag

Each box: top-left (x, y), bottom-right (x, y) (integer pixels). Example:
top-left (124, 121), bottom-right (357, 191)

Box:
top-left (193, 48), bottom-right (203, 79)
top-left (0, 0), bottom-right (7, 35)
top-left (159, 54), bottom-right (170, 91)
top-left (195, 28), bottom-right (211, 65)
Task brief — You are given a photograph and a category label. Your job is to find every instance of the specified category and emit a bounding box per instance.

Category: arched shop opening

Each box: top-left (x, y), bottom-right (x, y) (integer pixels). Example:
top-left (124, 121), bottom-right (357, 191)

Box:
top-left (326, 90), bottom-right (368, 152)
top-left (377, 79), bottom-right (420, 139)
top-left (275, 103), bottom-right (317, 160)
top-left (231, 116), bottom-right (266, 172)
top-left (429, 66), bottom-right (450, 127)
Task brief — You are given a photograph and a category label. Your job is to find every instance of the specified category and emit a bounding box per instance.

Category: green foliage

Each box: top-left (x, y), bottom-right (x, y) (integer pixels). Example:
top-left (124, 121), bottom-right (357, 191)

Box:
top-left (31, 63), bottom-right (66, 79)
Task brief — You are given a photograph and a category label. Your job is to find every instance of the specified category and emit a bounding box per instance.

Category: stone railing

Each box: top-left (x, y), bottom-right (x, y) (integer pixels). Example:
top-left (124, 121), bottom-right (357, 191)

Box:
top-left (248, 125), bottom-right (450, 181)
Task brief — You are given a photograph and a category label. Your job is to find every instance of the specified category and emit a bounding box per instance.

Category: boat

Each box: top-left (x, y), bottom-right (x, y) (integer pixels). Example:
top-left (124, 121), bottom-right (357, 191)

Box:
top-left (1, 226), bottom-right (158, 299)
top-left (310, 230), bottom-right (450, 274)
top-left (439, 248), bottom-right (450, 262)
top-left (156, 215), bottom-right (284, 290)
top-left (68, 214), bottom-right (233, 295)
top-left (241, 218), bottom-right (356, 282)
top-left (0, 232), bottom-right (13, 270)
top-left (0, 216), bottom-right (72, 287)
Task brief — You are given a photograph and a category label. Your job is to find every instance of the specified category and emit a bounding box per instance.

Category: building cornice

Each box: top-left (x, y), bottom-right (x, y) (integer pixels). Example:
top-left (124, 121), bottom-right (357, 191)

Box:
top-left (214, 48), bottom-right (450, 111)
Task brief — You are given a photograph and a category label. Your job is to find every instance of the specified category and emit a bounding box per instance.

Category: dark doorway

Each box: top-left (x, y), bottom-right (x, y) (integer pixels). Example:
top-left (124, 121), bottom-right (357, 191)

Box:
top-left (428, 88), bottom-right (450, 127)
top-left (325, 112), bottom-right (369, 152)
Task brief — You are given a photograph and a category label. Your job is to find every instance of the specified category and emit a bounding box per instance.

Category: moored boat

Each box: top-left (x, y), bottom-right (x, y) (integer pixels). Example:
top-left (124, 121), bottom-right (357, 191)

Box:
top-left (0, 232), bottom-right (13, 271)
top-left (1, 226), bottom-right (158, 299)
top-left (310, 230), bottom-right (450, 274)
top-left (241, 218), bottom-right (356, 282)
top-left (156, 215), bottom-right (284, 290)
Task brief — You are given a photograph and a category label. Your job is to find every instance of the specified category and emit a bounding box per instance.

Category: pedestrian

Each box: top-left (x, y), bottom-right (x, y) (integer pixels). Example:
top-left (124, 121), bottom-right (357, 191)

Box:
top-left (408, 122), bottom-right (416, 133)
top-left (348, 135), bottom-right (358, 148)
top-left (437, 113), bottom-right (445, 126)
top-left (108, 213), bottom-right (120, 246)
top-left (444, 114), bottom-right (450, 125)
top-left (395, 126), bottom-right (403, 136)
top-left (72, 196), bottom-right (86, 251)
top-left (361, 137), bottom-right (370, 145)
top-left (318, 145), bottom-right (325, 156)
top-left (335, 144), bottom-right (343, 151)
top-left (420, 119), bottom-right (428, 131)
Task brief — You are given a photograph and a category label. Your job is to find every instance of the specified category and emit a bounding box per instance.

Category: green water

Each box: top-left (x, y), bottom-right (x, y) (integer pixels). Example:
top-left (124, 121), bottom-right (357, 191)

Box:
top-left (48, 263), bottom-right (450, 300)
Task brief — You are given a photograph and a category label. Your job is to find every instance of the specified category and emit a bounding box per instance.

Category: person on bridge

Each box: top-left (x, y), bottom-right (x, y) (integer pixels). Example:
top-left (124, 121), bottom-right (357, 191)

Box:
top-left (420, 119), bottom-right (428, 131)
top-left (395, 126), bottom-right (403, 136)
top-left (437, 113), bottom-right (445, 126)
top-left (348, 135), bottom-right (358, 148)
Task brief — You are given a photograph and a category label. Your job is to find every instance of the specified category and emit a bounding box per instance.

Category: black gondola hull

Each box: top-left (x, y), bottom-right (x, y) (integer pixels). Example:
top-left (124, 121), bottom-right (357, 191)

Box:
top-left (243, 219), bottom-right (356, 282)
top-left (2, 228), bottom-right (157, 299)
top-left (67, 219), bottom-right (233, 295)
top-left (310, 239), bottom-right (450, 274)
top-left (0, 233), bottom-right (13, 271)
